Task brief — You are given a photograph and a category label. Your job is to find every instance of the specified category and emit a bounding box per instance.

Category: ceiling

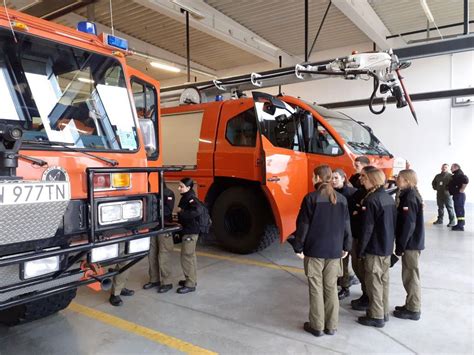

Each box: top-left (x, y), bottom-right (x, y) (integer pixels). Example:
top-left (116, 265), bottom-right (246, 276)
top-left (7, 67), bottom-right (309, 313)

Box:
top-left (5, 0), bottom-right (474, 84)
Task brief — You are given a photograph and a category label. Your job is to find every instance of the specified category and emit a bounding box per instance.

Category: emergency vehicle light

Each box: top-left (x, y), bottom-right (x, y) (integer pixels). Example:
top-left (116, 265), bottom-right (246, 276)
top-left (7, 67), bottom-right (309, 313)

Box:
top-left (104, 34), bottom-right (128, 51)
top-left (76, 21), bottom-right (97, 35)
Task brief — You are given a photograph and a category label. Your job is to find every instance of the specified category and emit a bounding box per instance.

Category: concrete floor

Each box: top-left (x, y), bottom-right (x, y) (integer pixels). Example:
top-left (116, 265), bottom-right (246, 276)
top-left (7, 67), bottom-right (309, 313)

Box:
top-left (0, 202), bottom-right (473, 354)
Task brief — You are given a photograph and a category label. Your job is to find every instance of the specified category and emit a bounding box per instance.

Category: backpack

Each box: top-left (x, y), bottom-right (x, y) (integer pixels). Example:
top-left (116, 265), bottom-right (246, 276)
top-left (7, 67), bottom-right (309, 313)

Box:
top-left (195, 198), bottom-right (212, 235)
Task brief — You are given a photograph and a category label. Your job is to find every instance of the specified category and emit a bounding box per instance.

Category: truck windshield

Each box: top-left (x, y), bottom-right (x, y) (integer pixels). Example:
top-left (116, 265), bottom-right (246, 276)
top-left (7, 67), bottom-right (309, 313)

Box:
top-left (0, 28), bottom-right (138, 151)
top-left (309, 103), bottom-right (391, 156)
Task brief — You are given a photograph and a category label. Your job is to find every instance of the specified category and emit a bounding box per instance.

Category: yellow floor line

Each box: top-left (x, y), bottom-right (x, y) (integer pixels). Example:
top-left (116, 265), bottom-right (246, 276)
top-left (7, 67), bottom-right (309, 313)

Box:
top-left (68, 302), bottom-right (217, 355)
top-left (174, 248), bottom-right (305, 274)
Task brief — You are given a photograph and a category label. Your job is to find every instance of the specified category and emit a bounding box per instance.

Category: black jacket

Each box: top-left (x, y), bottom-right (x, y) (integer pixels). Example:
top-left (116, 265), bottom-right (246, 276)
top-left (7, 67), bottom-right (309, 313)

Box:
top-left (448, 170), bottom-right (469, 195)
top-left (177, 190), bottom-right (203, 235)
top-left (350, 187), bottom-right (367, 239)
top-left (335, 185), bottom-right (357, 202)
top-left (349, 173), bottom-right (362, 189)
top-left (162, 186), bottom-right (175, 223)
top-left (292, 188), bottom-right (352, 259)
top-left (359, 187), bottom-right (396, 257)
top-left (395, 188), bottom-right (425, 254)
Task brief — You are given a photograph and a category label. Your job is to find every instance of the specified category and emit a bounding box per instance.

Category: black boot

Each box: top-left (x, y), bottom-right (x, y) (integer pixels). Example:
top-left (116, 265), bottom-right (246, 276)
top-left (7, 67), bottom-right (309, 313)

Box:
top-left (157, 284), bottom-right (173, 293)
top-left (451, 225), bottom-right (464, 231)
top-left (393, 308), bottom-right (421, 320)
top-left (303, 322), bottom-right (324, 337)
top-left (109, 295), bottom-right (123, 306)
top-left (351, 294), bottom-right (369, 311)
top-left (120, 288), bottom-right (135, 296)
top-left (433, 219), bottom-right (443, 225)
top-left (338, 287), bottom-right (350, 300)
top-left (358, 316), bottom-right (385, 328)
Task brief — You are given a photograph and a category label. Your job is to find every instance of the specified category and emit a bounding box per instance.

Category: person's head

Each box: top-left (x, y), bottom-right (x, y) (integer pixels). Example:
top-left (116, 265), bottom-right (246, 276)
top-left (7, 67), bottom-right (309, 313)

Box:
top-left (361, 167), bottom-right (386, 190)
top-left (397, 169), bottom-right (418, 190)
top-left (354, 156), bottom-right (370, 173)
top-left (331, 168), bottom-right (347, 189)
top-left (178, 177), bottom-right (194, 194)
top-left (313, 165), bottom-right (337, 204)
top-left (451, 163), bottom-right (460, 173)
top-left (441, 163), bottom-right (449, 173)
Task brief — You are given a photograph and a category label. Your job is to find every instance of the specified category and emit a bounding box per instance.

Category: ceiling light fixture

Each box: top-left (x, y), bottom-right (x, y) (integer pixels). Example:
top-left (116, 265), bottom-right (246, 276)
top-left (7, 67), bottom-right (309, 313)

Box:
top-left (150, 61), bottom-right (181, 73)
top-left (170, 0), bottom-right (205, 20)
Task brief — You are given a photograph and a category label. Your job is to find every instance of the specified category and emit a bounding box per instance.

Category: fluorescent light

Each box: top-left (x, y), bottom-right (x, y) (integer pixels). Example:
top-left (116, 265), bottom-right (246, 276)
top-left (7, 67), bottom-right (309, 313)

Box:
top-left (251, 37), bottom-right (279, 51)
top-left (150, 61), bottom-right (182, 73)
top-left (420, 0), bottom-right (435, 23)
top-left (171, 0), bottom-right (205, 19)
top-left (78, 77), bottom-right (94, 84)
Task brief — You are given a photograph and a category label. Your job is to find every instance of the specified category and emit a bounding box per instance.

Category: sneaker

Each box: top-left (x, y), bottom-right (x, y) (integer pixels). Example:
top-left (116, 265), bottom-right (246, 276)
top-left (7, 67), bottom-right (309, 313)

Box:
top-left (358, 316), bottom-right (385, 328)
top-left (120, 288), bottom-right (135, 296)
top-left (451, 225), bottom-right (464, 231)
top-left (109, 295), bottom-right (123, 307)
top-left (143, 282), bottom-right (160, 290)
top-left (176, 286), bottom-right (196, 294)
top-left (433, 219), bottom-right (443, 225)
top-left (338, 287), bottom-right (350, 300)
top-left (324, 329), bottom-right (336, 335)
top-left (393, 309), bottom-right (421, 320)
top-left (157, 284), bottom-right (173, 293)
top-left (351, 294), bottom-right (369, 311)
top-left (303, 322), bottom-right (324, 337)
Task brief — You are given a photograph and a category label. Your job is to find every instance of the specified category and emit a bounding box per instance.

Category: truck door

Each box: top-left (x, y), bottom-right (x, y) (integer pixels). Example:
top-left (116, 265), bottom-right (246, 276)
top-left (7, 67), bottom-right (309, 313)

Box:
top-left (252, 92), bottom-right (308, 242)
top-left (128, 68), bottom-right (161, 192)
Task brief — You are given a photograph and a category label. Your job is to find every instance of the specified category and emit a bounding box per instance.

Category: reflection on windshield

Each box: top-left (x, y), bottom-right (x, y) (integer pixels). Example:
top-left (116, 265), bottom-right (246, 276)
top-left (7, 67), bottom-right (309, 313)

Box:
top-left (309, 104), bottom-right (391, 156)
top-left (0, 28), bottom-right (138, 151)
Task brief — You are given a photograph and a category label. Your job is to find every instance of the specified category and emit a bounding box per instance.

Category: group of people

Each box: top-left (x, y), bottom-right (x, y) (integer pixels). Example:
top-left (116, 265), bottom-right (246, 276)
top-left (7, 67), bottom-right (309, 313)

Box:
top-left (290, 156), bottom-right (425, 336)
top-left (109, 178), bottom-right (202, 307)
top-left (432, 163), bottom-right (469, 231)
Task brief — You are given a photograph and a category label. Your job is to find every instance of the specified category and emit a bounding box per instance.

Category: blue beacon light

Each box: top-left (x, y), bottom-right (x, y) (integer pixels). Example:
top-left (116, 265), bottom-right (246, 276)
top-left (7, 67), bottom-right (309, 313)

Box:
top-left (76, 21), bottom-right (97, 35)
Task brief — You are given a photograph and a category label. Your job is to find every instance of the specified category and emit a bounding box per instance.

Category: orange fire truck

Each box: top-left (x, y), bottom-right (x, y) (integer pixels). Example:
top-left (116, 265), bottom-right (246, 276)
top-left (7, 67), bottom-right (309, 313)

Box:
top-left (0, 7), bottom-right (176, 325)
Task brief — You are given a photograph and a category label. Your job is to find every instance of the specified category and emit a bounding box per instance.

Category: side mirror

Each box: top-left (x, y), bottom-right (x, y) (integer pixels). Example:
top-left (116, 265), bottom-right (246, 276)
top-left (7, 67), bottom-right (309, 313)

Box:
top-left (139, 119), bottom-right (157, 158)
top-left (300, 111), bottom-right (314, 146)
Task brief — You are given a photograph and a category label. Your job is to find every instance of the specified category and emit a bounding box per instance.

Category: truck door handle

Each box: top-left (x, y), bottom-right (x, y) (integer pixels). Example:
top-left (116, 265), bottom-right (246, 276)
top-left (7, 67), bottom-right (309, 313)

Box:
top-left (267, 176), bottom-right (280, 182)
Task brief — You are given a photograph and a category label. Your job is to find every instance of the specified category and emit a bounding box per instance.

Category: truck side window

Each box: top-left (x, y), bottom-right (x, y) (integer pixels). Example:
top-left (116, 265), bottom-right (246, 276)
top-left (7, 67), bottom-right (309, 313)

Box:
top-left (226, 108), bottom-right (257, 147)
top-left (308, 121), bottom-right (342, 156)
top-left (131, 78), bottom-right (158, 159)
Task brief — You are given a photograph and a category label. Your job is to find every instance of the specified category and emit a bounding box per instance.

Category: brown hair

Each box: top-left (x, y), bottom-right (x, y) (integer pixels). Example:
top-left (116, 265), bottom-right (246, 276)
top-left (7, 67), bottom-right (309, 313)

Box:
top-left (333, 168), bottom-right (348, 186)
top-left (314, 165), bottom-right (337, 205)
top-left (355, 156), bottom-right (370, 165)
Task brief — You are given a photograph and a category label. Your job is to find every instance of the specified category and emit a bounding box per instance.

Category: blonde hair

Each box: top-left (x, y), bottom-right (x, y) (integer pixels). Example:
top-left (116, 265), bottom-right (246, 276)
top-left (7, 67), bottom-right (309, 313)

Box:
top-left (362, 168), bottom-right (386, 202)
top-left (314, 165), bottom-right (337, 205)
top-left (398, 169), bottom-right (423, 202)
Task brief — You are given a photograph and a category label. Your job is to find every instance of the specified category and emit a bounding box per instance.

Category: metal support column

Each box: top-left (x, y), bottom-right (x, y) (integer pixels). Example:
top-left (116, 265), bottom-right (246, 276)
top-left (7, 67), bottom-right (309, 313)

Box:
top-left (464, 0), bottom-right (470, 35)
top-left (185, 10), bottom-right (191, 83)
top-left (305, 0), bottom-right (309, 62)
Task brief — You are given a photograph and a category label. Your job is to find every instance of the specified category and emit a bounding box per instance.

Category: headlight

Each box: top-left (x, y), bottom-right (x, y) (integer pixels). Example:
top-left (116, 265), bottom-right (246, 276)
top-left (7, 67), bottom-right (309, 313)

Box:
top-left (90, 244), bottom-right (119, 262)
top-left (23, 256), bottom-right (60, 279)
top-left (127, 237), bottom-right (150, 254)
top-left (98, 200), bottom-right (143, 226)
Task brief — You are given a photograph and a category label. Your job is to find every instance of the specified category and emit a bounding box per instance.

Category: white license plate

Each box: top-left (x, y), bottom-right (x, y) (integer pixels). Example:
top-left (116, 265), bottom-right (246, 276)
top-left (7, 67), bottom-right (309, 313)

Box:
top-left (0, 181), bottom-right (71, 205)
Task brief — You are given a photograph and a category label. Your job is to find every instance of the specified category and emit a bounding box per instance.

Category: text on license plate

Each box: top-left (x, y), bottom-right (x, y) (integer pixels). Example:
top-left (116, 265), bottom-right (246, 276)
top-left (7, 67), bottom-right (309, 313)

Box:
top-left (0, 181), bottom-right (71, 205)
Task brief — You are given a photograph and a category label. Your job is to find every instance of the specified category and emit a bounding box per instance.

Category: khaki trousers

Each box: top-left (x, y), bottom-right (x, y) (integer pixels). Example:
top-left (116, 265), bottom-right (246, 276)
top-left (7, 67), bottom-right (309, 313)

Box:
top-left (304, 257), bottom-right (341, 331)
top-left (158, 233), bottom-right (175, 285)
top-left (111, 263), bottom-right (130, 296)
top-left (181, 234), bottom-right (198, 287)
top-left (402, 250), bottom-right (421, 312)
top-left (148, 237), bottom-right (161, 283)
top-left (365, 254), bottom-right (390, 319)
top-left (351, 239), bottom-right (366, 294)
top-left (341, 255), bottom-right (354, 288)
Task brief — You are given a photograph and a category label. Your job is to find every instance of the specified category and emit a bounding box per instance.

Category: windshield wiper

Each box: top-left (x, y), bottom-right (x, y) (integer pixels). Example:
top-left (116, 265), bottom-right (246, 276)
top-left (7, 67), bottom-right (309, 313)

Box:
top-left (18, 154), bottom-right (48, 167)
top-left (23, 140), bottom-right (118, 166)
top-left (348, 141), bottom-right (392, 158)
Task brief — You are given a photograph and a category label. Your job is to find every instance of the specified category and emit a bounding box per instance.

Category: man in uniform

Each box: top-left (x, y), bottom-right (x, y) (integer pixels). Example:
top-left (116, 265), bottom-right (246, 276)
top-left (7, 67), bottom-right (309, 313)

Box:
top-left (143, 182), bottom-right (176, 290)
top-left (448, 164), bottom-right (469, 231)
top-left (349, 156), bottom-right (370, 189)
top-left (431, 163), bottom-right (456, 227)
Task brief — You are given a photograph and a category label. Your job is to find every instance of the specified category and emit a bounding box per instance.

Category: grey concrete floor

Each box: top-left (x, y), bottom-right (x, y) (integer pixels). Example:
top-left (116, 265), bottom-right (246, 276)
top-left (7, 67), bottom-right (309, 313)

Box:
top-left (0, 202), bottom-right (473, 354)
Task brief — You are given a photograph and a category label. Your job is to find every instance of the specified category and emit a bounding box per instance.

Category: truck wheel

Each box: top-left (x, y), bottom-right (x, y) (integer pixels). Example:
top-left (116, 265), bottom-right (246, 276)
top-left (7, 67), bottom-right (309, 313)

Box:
top-left (0, 288), bottom-right (77, 326)
top-left (212, 187), bottom-right (278, 254)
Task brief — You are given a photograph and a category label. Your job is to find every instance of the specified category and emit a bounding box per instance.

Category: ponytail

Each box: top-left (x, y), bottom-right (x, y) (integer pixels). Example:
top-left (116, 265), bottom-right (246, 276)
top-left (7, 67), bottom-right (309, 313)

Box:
top-left (314, 165), bottom-right (337, 205)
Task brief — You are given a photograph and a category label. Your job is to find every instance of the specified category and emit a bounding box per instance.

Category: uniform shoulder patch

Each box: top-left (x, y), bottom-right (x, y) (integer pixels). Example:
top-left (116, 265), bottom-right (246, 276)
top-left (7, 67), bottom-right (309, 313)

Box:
top-left (403, 206), bottom-right (409, 211)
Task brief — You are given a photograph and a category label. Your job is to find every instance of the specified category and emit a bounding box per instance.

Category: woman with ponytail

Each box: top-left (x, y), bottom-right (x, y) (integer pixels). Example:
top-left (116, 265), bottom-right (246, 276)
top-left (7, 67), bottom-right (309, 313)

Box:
top-left (357, 168), bottom-right (396, 328)
top-left (291, 165), bottom-right (352, 337)
top-left (393, 169), bottom-right (424, 321)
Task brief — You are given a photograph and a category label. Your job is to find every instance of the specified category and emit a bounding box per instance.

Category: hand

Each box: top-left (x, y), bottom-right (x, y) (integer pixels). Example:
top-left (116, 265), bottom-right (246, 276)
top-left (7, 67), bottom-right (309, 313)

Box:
top-left (296, 252), bottom-right (304, 260)
top-left (342, 251), bottom-right (349, 259)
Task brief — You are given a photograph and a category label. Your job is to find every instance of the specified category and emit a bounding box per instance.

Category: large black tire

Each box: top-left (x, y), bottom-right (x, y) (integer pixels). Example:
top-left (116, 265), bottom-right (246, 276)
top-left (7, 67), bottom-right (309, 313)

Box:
top-left (212, 187), bottom-right (278, 254)
top-left (0, 288), bottom-right (77, 326)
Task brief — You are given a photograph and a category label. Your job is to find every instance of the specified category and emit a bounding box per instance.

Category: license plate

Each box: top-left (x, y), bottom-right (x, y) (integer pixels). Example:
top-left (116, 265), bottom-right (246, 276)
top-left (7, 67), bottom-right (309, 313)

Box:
top-left (0, 181), bottom-right (71, 205)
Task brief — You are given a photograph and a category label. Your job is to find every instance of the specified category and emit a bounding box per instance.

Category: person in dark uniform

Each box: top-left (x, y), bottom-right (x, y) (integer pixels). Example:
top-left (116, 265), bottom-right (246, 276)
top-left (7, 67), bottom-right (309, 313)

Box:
top-left (350, 165), bottom-right (377, 312)
top-left (431, 163), bottom-right (456, 226)
top-left (394, 169), bottom-right (424, 321)
top-left (332, 168), bottom-right (357, 300)
top-left (448, 164), bottom-right (469, 231)
top-left (158, 178), bottom-right (203, 294)
top-left (143, 181), bottom-right (175, 290)
top-left (357, 168), bottom-right (396, 328)
top-left (291, 165), bottom-right (352, 337)
top-left (349, 156), bottom-right (370, 189)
